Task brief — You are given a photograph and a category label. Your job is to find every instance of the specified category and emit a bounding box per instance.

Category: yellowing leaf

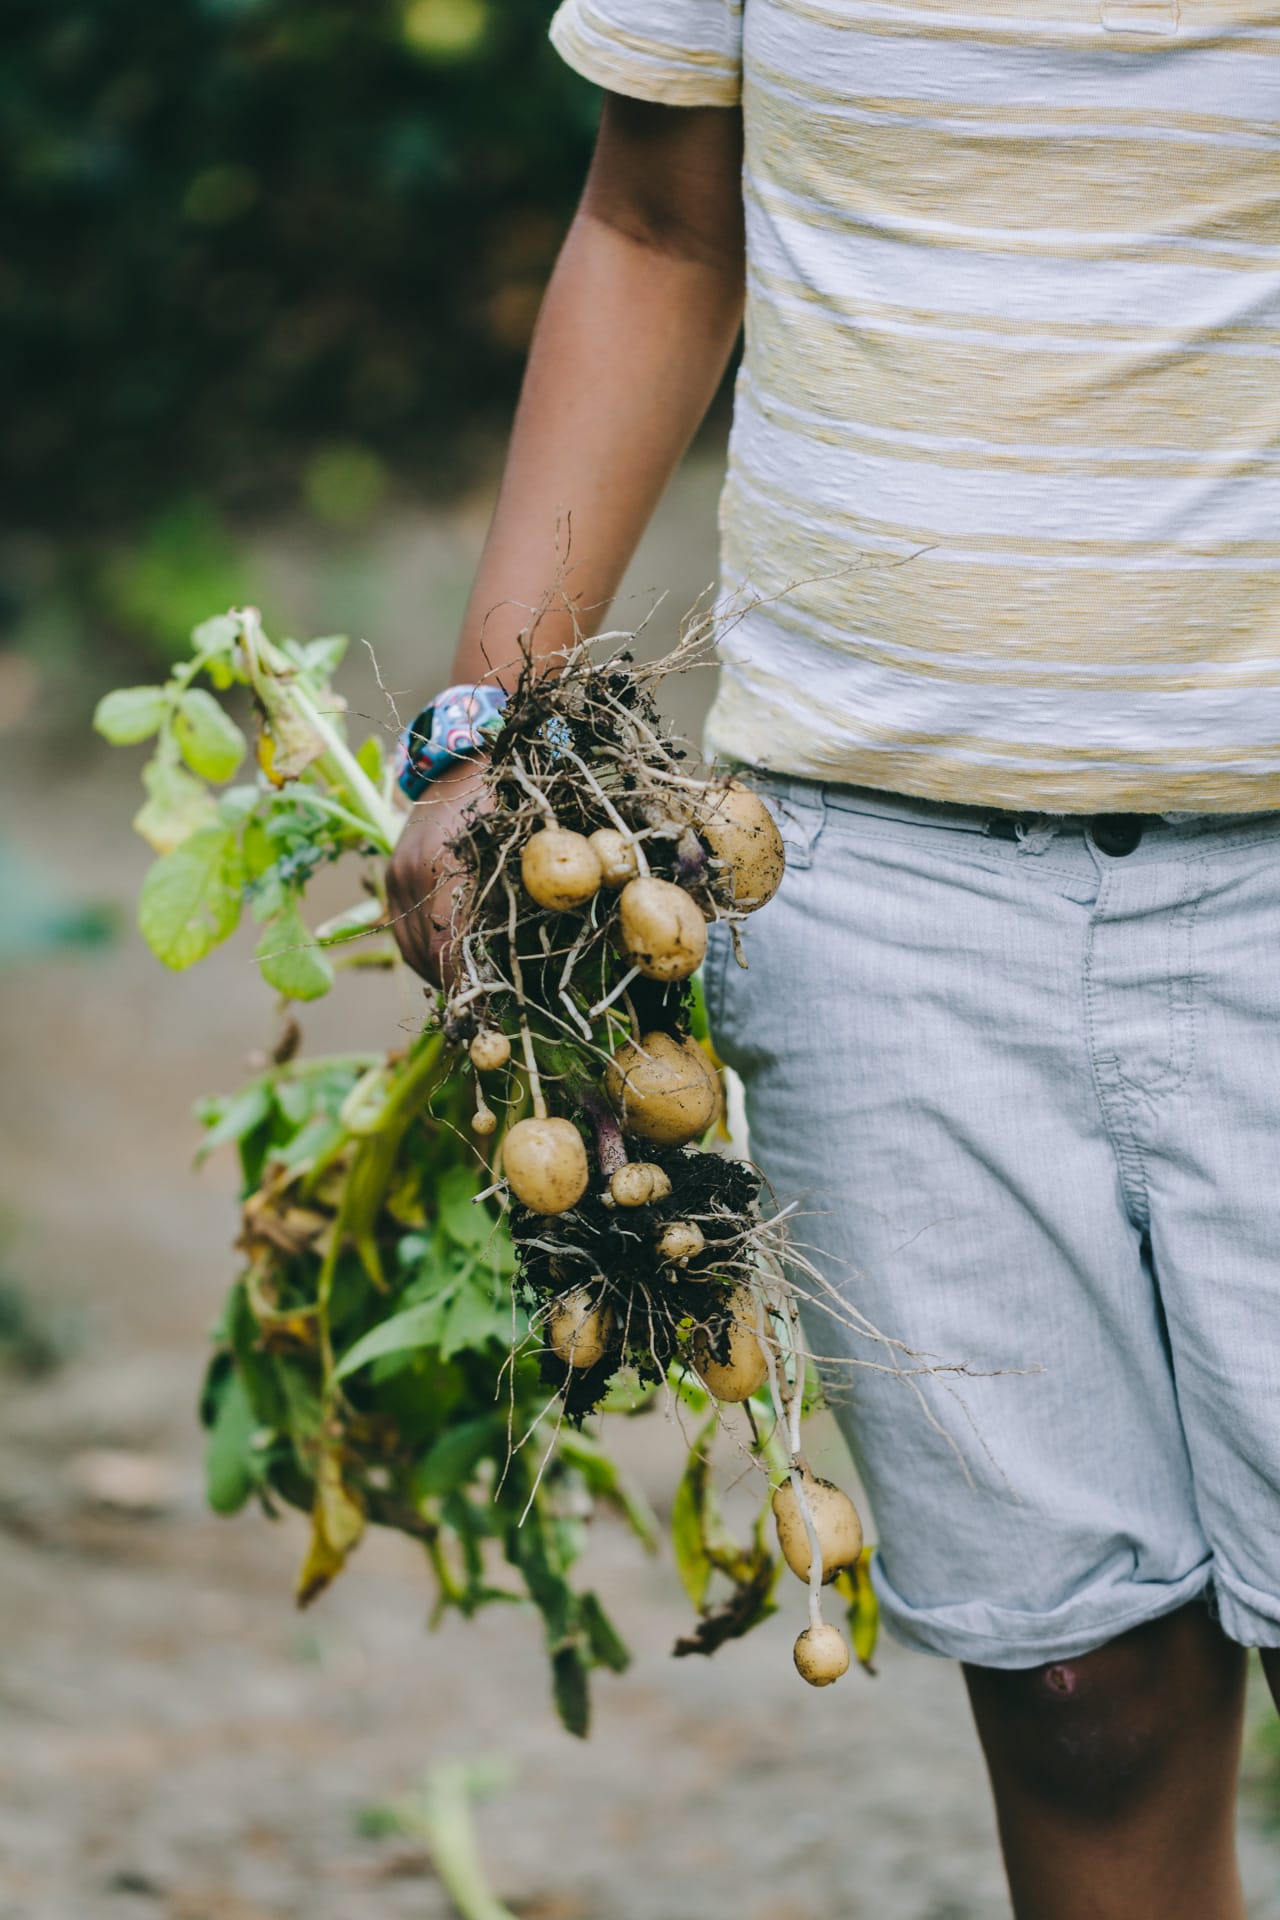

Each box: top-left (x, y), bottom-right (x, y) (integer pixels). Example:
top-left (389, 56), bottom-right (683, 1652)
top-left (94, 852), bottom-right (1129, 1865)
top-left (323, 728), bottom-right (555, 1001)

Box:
top-left (297, 1449), bottom-right (366, 1608)
top-left (133, 755), bottom-right (218, 854)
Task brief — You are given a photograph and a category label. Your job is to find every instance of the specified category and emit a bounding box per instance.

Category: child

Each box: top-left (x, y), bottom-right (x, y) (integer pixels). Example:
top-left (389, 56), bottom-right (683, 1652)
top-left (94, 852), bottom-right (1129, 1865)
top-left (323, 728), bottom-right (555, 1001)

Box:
top-left (390, 6), bottom-right (1280, 1912)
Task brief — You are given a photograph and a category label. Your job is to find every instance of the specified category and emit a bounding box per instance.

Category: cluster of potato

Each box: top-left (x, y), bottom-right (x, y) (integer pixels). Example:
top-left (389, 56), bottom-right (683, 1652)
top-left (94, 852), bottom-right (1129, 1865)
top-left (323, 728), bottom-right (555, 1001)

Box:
top-left (488, 779), bottom-right (784, 1224)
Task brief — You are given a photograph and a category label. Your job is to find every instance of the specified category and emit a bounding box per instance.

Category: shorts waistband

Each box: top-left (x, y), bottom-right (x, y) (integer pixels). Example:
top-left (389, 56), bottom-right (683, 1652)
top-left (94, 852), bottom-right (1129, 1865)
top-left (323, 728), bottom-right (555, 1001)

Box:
top-left (747, 770), bottom-right (1280, 854)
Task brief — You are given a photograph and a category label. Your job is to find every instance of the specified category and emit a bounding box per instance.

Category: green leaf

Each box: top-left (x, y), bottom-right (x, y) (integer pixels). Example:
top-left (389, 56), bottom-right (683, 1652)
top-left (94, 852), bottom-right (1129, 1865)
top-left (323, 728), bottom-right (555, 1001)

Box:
top-left (556, 1429), bottom-right (659, 1551)
top-left (333, 1299), bottom-right (450, 1381)
top-left (204, 1369), bottom-right (258, 1514)
top-left (94, 686), bottom-right (169, 745)
top-left (578, 1591), bottom-right (631, 1674)
top-left (138, 825), bottom-right (244, 969)
top-left (437, 1166), bottom-right (492, 1252)
top-left (133, 754), bottom-right (219, 854)
top-left (410, 1415), bottom-right (502, 1500)
top-left (175, 687), bottom-right (247, 782)
top-left (256, 900), bottom-right (334, 1001)
top-left (288, 633), bottom-right (348, 681)
top-left (440, 1273), bottom-right (509, 1360)
top-left (670, 1415), bottom-right (718, 1610)
top-left (355, 733), bottom-right (384, 783)
top-left (195, 1079), bottom-right (272, 1163)
top-left (192, 612), bottom-right (241, 661)
top-left (552, 1645), bottom-right (591, 1739)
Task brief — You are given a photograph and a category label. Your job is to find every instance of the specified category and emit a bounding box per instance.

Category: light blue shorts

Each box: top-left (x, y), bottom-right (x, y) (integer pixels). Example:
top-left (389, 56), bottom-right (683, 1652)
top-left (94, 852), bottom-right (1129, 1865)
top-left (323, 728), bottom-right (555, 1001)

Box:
top-left (705, 775), bottom-right (1280, 1669)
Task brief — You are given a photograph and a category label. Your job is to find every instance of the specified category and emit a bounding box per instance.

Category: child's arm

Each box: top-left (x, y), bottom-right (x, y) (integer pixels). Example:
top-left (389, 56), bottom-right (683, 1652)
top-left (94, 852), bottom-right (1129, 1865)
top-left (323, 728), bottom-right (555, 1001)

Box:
top-left (389, 93), bottom-right (745, 981)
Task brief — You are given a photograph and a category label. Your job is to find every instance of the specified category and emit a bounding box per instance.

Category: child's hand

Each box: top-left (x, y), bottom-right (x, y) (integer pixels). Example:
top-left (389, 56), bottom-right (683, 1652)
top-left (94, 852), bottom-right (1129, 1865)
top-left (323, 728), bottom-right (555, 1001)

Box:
top-left (387, 759), bottom-right (488, 984)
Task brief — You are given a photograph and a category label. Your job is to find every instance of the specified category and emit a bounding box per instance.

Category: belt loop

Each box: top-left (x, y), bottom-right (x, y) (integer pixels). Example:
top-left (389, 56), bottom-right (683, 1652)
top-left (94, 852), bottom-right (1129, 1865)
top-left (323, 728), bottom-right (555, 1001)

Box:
top-left (771, 776), bottom-right (825, 870)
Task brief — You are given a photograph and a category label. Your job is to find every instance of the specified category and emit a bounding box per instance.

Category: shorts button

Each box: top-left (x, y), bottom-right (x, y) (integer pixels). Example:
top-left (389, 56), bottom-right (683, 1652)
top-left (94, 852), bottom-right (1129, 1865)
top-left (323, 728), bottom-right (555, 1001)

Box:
top-left (1091, 813), bottom-right (1144, 857)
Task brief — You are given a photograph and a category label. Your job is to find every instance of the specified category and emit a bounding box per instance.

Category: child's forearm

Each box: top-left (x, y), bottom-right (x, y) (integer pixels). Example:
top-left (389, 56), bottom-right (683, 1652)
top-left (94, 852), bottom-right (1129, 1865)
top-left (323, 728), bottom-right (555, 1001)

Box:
top-left (449, 103), bottom-right (745, 687)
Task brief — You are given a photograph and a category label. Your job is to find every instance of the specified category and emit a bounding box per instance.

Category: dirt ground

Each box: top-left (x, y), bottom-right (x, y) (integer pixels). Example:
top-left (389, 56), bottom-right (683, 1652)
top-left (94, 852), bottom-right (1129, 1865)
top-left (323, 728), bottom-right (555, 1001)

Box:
top-left (3, 458), bottom-right (1278, 1919)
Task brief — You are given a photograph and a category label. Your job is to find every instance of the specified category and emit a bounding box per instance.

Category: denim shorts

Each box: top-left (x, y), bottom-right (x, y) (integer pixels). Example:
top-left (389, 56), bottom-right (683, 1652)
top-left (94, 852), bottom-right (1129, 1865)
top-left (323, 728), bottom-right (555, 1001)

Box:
top-left (705, 775), bottom-right (1280, 1669)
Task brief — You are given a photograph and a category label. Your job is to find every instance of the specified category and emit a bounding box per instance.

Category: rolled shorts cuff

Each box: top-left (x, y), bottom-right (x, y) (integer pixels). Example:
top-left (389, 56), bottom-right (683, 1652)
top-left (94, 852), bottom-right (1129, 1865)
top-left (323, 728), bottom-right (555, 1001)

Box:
top-left (1210, 1563), bottom-right (1280, 1649)
top-left (871, 1555), bottom-right (1215, 1669)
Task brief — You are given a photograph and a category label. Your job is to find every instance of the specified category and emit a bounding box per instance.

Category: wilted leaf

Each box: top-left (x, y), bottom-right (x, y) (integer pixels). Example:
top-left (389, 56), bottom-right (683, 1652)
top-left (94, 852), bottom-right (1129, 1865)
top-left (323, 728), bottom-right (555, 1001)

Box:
top-left (670, 1415), bottom-right (718, 1610)
top-left (133, 754), bottom-right (219, 853)
top-left (94, 686), bottom-right (169, 745)
top-left (836, 1547), bottom-right (881, 1675)
top-left (138, 825), bottom-right (244, 968)
top-left (297, 1448), bottom-right (365, 1607)
top-left (256, 899), bottom-right (334, 1001)
top-left (253, 669), bottom-right (326, 785)
top-left (174, 687), bottom-right (247, 782)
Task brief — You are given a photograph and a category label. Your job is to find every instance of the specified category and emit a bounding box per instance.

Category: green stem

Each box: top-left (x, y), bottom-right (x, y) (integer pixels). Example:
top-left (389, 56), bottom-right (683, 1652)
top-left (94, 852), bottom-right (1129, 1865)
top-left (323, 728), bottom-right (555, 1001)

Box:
top-left (240, 607), bottom-right (403, 853)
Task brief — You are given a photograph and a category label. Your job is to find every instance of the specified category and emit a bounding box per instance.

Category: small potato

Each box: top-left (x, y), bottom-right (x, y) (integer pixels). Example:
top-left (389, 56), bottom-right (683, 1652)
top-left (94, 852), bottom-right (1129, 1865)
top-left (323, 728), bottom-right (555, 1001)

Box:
top-left (793, 1624), bottom-right (850, 1688)
top-left (521, 829), bottom-right (603, 911)
top-left (617, 877), bottom-right (707, 982)
top-left (610, 1162), bottom-right (673, 1209)
top-left (470, 1102), bottom-right (497, 1138)
top-left (588, 827), bottom-right (639, 890)
top-left (698, 781), bottom-right (786, 912)
top-left (690, 1287), bottom-right (769, 1402)
top-left (606, 1032), bottom-right (720, 1146)
top-left (657, 1221), bottom-right (705, 1266)
top-left (772, 1471), bottom-right (863, 1585)
top-left (502, 1117), bottom-right (588, 1215)
top-left (547, 1287), bottom-right (613, 1370)
top-left (469, 1029), bottom-right (511, 1072)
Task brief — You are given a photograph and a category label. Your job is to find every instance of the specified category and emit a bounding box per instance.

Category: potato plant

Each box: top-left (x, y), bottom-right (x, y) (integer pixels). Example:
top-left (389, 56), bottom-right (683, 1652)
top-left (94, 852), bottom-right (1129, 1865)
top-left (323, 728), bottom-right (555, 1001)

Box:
top-left (95, 605), bottom-right (880, 1727)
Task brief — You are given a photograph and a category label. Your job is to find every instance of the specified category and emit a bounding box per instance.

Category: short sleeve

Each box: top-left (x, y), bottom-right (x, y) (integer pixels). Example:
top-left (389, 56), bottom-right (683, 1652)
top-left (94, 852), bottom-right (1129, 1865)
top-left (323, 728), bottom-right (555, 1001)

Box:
top-left (549, 0), bottom-right (742, 108)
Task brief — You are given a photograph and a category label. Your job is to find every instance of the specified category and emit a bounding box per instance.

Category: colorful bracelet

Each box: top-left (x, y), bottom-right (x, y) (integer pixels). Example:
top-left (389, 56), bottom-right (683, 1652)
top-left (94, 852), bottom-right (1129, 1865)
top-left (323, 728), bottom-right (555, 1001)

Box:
top-left (396, 682), bottom-right (509, 801)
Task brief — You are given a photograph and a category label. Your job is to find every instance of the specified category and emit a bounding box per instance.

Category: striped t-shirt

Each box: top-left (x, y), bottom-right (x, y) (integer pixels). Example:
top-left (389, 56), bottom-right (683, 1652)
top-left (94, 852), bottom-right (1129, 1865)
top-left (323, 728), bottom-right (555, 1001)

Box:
top-left (550, 0), bottom-right (1280, 813)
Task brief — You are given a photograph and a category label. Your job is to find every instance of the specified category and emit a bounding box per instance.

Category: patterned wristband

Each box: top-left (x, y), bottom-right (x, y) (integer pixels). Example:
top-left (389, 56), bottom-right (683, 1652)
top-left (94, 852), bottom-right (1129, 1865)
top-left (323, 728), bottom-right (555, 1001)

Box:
top-left (396, 683), bottom-right (509, 802)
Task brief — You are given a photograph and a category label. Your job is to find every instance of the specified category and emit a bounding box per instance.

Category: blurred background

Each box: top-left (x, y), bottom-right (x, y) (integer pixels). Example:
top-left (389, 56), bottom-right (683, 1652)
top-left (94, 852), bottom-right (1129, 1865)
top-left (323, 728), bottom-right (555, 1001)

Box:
top-left (2, 4), bottom-right (1277, 1916)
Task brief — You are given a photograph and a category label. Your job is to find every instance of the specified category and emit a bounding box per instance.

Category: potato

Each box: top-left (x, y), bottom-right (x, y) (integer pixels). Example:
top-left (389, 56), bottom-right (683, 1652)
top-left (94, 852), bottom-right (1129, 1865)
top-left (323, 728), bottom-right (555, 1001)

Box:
top-left (547, 1287), bottom-right (613, 1370)
top-left (470, 1101), bottom-right (497, 1138)
top-left (617, 877), bottom-right (707, 981)
top-left (469, 1029), bottom-right (511, 1072)
top-left (521, 829), bottom-right (603, 911)
top-left (698, 781), bottom-right (786, 912)
top-left (793, 1624), bottom-right (850, 1687)
top-left (606, 1032), bottom-right (720, 1146)
top-left (690, 1287), bottom-right (769, 1402)
top-left (609, 1162), bottom-right (673, 1208)
top-left (772, 1471), bottom-right (863, 1584)
top-left (588, 827), bottom-right (639, 889)
top-left (501, 1117), bottom-right (588, 1214)
top-left (657, 1221), bottom-right (705, 1266)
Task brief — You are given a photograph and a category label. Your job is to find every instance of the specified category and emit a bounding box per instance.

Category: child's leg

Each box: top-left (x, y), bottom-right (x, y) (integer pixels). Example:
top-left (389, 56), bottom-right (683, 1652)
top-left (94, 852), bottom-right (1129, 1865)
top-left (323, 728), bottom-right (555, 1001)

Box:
top-left (966, 1604), bottom-right (1247, 1920)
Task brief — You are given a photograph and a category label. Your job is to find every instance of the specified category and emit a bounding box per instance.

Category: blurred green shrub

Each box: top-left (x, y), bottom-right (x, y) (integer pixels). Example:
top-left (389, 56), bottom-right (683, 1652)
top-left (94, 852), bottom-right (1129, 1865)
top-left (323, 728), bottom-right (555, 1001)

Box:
top-left (1, 0), bottom-right (597, 535)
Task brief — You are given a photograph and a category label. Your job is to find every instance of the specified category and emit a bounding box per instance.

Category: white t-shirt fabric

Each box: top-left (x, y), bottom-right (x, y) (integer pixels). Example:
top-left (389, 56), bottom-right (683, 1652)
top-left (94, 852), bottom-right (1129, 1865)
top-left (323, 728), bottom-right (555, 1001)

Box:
top-left (550, 0), bottom-right (1280, 813)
